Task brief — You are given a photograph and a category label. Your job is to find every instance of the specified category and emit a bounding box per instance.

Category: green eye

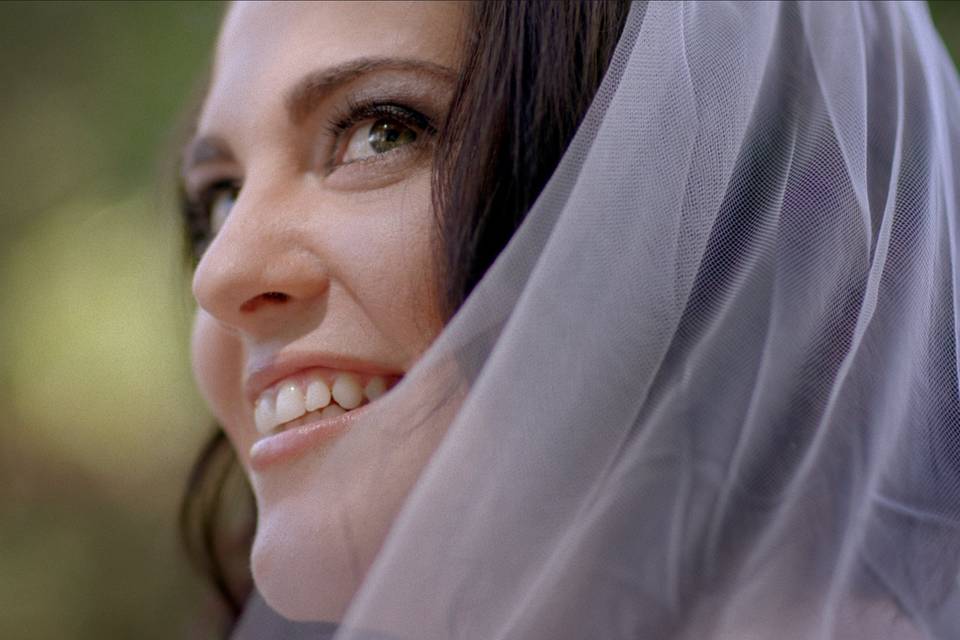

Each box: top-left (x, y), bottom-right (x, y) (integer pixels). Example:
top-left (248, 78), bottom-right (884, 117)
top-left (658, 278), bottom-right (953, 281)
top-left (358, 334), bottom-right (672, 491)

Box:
top-left (368, 119), bottom-right (417, 153)
top-left (341, 118), bottom-right (418, 163)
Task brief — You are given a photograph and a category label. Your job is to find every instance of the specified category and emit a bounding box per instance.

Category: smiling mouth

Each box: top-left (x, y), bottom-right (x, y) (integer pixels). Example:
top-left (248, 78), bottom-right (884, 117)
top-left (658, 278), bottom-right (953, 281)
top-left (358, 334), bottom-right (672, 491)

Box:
top-left (254, 368), bottom-right (400, 436)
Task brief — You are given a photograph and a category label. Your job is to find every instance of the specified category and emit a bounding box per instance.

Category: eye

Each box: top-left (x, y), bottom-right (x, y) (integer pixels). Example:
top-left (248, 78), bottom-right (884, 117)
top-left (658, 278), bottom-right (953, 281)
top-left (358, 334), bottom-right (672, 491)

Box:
top-left (323, 98), bottom-right (437, 175)
top-left (208, 182), bottom-right (240, 235)
top-left (340, 117), bottom-right (419, 164)
top-left (183, 179), bottom-right (241, 262)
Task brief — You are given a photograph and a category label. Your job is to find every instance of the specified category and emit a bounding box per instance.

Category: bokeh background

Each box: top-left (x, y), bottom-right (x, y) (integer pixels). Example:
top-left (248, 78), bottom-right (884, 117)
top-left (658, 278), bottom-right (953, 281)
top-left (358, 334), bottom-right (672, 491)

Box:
top-left (0, 2), bottom-right (224, 638)
top-left (0, 2), bottom-right (957, 639)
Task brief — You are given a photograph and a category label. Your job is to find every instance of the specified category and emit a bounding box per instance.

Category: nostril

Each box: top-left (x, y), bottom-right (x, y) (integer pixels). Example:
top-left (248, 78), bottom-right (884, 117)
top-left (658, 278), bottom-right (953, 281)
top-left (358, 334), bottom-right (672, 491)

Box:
top-left (240, 291), bottom-right (291, 313)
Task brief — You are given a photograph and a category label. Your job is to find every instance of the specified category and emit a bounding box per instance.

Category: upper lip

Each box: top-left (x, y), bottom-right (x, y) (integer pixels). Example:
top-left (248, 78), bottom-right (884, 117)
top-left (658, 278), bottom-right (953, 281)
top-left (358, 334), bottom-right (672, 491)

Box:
top-left (244, 351), bottom-right (401, 407)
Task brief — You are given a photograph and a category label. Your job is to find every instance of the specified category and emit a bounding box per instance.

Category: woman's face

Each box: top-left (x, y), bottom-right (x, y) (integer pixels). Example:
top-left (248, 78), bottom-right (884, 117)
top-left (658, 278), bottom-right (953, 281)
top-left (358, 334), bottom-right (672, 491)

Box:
top-left (186, 0), bottom-right (466, 621)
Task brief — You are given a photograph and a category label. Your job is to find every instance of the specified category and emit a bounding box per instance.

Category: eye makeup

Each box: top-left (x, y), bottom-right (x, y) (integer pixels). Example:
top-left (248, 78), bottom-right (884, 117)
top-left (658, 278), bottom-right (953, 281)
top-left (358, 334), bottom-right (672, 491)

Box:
top-left (322, 97), bottom-right (437, 174)
top-left (310, 82), bottom-right (446, 191)
top-left (180, 73), bottom-right (450, 262)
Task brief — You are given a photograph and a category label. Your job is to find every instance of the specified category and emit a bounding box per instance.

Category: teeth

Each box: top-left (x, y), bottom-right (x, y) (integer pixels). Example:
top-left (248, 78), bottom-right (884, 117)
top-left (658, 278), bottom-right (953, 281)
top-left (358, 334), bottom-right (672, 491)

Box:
top-left (332, 373), bottom-right (363, 410)
top-left (364, 375), bottom-right (387, 401)
top-left (320, 404), bottom-right (346, 419)
top-left (305, 376), bottom-right (332, 411)
top-left (275, 382), bottom-right (306, 425)
top-left (255, 370), bottom-right (393, 434)
top-left (254, 393), bottom-right (276, 435)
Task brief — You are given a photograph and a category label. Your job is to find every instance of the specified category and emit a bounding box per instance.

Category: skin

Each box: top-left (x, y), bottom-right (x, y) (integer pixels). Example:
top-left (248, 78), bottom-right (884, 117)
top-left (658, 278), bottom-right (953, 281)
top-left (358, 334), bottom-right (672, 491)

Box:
top-left (187, 0), bottom-right (467, 621)
top-left (185, 3), bottom-right (935, 633)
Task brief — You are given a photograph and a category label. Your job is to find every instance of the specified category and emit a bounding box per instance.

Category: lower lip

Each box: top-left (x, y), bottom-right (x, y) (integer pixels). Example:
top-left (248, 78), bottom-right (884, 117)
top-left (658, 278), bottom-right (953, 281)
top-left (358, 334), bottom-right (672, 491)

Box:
top-left (249, 402), bottom-right (374, 471)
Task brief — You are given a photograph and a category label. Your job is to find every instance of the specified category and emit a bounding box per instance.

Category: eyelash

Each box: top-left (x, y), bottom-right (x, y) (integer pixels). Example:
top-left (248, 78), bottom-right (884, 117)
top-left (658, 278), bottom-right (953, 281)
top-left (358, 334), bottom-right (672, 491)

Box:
top-left (184, 178), bottom-right (237, 261)
top-left (183, 98), bottom-right (436, 259)
top-left (323, 98), bottom-right (436, 171)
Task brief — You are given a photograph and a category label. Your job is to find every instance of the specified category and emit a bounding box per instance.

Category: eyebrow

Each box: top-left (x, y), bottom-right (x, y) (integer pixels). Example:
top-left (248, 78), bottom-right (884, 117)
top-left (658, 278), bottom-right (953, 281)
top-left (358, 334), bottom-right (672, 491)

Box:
top-left (183, 134), bottom-right (234, 174)
top-left (285, 56), bottom-right (457, 124)
top-left (183, 56), bottom-right (457, 174)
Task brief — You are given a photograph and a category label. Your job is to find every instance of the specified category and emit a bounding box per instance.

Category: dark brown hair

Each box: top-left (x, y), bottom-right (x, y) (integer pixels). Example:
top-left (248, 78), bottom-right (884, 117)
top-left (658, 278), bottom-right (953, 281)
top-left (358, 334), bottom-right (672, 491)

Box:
top-left (179, 0), bottom-right (630, 634)
top-left (435, 1), bottom-right (630, 314)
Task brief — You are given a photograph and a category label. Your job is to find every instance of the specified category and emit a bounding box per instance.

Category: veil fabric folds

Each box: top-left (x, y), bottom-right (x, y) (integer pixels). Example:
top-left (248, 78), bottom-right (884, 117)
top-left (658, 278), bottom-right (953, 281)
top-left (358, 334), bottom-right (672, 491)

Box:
top-left (249, 1), bottom-right (960, 637)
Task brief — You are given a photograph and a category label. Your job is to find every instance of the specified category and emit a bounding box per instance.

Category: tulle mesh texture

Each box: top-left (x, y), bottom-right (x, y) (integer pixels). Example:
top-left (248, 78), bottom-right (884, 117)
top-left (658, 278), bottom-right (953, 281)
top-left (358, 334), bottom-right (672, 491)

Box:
top-left (243, 1), bottom-right (960, 638)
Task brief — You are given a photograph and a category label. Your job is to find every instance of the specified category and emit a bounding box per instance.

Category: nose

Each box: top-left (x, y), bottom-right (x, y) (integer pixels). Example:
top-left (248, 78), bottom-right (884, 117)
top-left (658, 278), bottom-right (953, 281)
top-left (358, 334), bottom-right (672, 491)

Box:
top-left (191, 189), bottom-right (330, 341)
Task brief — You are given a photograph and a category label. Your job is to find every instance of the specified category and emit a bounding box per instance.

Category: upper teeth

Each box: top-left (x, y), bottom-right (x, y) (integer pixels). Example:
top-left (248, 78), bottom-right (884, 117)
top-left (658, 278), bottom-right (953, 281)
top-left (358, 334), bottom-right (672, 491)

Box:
top-left (254, 372), bottom-right (389, 435)
top-left (331, 373), bottom-right (363, 410)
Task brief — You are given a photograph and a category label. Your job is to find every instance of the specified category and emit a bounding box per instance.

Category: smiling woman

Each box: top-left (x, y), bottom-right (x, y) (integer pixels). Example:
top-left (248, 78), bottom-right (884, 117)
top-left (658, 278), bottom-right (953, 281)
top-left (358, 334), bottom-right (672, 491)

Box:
top-left (177, 1), bottom-right (960, 639)
top-left (182, 0), bottom-right (465, 625)
top-left (179, 0), bottom-right (629, 634)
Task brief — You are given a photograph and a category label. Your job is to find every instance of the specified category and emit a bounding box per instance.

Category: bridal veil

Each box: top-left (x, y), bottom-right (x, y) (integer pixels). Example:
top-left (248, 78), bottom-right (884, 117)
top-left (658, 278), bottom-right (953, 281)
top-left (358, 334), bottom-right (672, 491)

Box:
top-left (241, 2), bottom-right (960, 637)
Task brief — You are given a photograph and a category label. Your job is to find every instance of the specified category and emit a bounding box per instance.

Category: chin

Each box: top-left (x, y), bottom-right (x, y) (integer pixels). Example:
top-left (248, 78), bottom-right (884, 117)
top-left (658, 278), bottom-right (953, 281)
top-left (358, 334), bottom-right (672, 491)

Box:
top-left (250, 499), bottom-right (360, 623)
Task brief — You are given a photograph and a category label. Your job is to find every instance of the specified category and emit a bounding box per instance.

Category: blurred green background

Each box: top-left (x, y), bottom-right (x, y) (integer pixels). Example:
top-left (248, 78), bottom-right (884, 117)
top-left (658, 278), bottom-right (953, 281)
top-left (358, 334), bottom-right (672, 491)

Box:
top-left (0, 1), bottom-right (957, 639)
top-left (0, 2), bottom-right (224, 638)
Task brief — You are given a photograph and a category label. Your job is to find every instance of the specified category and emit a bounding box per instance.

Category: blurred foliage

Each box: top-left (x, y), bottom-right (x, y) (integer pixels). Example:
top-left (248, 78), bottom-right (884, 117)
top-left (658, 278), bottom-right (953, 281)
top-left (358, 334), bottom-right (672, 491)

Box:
top-left (0, 2), bottom-right (956, 639)
top-left (930, 0), bottom-right (960, 64)
top-left (0, 2), bottom-right (224, 638)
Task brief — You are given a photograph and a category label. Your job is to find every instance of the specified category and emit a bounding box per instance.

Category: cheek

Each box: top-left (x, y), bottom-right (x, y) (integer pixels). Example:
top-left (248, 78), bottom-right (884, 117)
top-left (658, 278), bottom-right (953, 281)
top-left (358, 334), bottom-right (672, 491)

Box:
top-left (191, 310), bottom-right (246, 450)
top-left (345, 178), bottom-right (444, 351)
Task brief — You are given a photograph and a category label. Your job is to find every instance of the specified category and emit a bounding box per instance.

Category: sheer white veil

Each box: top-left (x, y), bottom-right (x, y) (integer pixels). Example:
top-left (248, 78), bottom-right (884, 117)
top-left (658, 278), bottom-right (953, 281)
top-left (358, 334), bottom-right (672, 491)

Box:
top-left (236, 1), bottom-right (960, 637)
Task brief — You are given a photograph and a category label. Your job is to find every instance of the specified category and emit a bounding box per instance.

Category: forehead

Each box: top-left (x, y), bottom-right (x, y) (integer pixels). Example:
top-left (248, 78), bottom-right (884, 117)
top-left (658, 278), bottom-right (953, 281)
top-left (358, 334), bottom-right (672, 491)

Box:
top-left (200, 0), bottom-right (467, 135)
